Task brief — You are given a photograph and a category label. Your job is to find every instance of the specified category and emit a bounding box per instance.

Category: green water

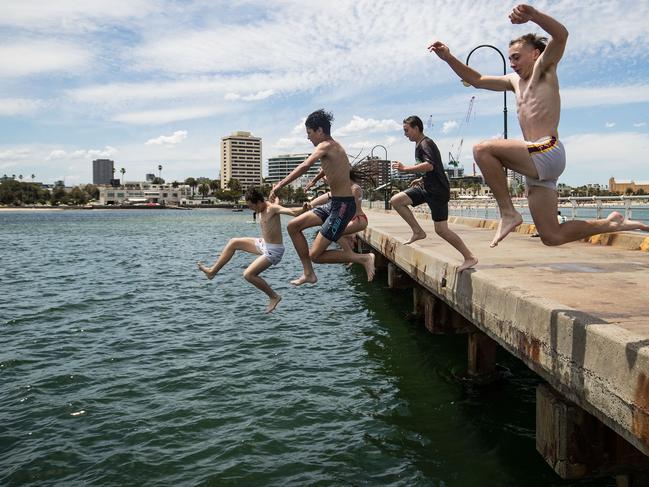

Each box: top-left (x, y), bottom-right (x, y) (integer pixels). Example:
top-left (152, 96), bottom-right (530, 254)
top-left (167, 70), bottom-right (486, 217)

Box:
top-left (0, 209), bottom-right (613, 486)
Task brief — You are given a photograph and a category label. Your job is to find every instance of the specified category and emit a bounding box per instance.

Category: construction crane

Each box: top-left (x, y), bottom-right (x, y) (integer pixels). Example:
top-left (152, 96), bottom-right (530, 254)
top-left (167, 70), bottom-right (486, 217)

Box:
top-left (448, 96), bottom-right (475, 177)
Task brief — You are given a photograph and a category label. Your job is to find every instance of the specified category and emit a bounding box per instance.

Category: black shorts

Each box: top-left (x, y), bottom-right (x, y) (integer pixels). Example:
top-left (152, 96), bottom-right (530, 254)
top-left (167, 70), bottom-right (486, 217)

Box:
top-left (312, 201), bottom-right (332, 222)
top-left (403, 186), bottom-right (449, 222)
top-left (320, 196), bottom-right (356, 242)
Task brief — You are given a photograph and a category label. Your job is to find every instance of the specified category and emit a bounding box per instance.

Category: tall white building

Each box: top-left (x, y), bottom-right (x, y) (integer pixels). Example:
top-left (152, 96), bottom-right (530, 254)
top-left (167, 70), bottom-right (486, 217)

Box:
top-left (220, 131), bottom-right (262, 190)
top-left (267, 153), bottom-right (320, 185)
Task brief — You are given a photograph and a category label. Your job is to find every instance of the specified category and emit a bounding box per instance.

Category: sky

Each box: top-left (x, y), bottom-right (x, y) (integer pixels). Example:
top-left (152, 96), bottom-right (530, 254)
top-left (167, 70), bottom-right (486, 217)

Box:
top-left (1, 0), bottom-right (648, 187)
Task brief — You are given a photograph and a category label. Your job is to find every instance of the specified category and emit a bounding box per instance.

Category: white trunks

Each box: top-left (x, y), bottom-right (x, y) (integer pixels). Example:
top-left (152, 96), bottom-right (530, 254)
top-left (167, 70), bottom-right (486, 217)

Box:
top-left (255, 238), bottom-right (284, 266)
top-left (525, 136), bottom-right (566, 191)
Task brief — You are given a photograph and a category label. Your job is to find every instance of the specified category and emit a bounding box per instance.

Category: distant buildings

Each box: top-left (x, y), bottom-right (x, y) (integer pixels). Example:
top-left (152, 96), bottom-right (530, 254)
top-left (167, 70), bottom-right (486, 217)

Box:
top-left (609, 177), bottom-right (649, 194)
top-left (221, 131), bottom-right (262, 190)
top-left (92, 159), bottom-right (114, 185)
top-left (97, 182), bottom-right (192, 205)
top-left (267, 153), bottom-right (320, 185)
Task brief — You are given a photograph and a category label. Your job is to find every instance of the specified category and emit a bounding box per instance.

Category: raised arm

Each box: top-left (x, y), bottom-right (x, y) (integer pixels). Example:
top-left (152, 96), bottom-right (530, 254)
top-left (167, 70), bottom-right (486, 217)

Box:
top-left (510, 4), bottom-right (568, 70)
top-left (304, 168), bottom-right (325, 191)
top-left (428, 41), bottom-right (513, 92)
top-left (270, 146), bottom-right (325, 199)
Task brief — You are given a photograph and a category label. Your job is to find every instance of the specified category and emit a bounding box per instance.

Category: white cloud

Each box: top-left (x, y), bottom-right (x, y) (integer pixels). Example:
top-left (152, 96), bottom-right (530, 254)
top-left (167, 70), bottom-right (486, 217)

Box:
top-left (335, 116), bottom-right (401, 137)
top-left (273, 137), bottom-right (311, 151)
top-left (0, 41), bottom-right (92, 77)
top-left (224, 89), bottom-right (276, 102)
top-left (605, 122), bottom-right (616, 128)
top-left (145, 130), bottom-right (188, 146)
top-left (442, 120), bottom-right (459, 134)
top-left (562, 132), bottom-right (649, 185)
top-left (0, 0), bottom-right (157, 30)
top-left (634, 122), bottom-right (647, 128)
top-left (0, 148), bottom-right (32, 161)
top-left (46, 146), bottom-right (117, 161)
top-left (562, 84), bottom-right (649, 109)
top-left (0, 98), bottom-right (44, 116)
top-left (111, 107), bottom-right (222, 125)
top-left (291, 118), bottom-right (307, 135)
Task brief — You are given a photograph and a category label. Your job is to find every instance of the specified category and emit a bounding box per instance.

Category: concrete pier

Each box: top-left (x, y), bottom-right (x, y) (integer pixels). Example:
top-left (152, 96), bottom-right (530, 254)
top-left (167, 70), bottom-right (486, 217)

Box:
top-left (358, 209), bottom-right (649, 478)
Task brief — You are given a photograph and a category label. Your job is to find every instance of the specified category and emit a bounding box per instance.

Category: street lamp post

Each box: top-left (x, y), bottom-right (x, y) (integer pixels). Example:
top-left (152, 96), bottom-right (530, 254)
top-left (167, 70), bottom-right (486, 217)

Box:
top-left (464, 44), bottom-right (508, 140)
top-left (370, 145), bottom-right (390, 210)
top-left (464, 44), bottom-right (510, 186)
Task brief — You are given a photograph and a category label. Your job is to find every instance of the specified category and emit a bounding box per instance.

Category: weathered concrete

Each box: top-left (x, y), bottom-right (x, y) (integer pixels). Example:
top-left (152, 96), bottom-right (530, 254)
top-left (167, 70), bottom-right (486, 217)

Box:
top-left (358, 209), bottom-right (649, 458)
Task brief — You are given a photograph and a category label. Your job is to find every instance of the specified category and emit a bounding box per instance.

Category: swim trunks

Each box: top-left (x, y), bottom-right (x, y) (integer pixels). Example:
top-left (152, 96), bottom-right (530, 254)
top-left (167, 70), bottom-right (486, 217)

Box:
top-left (320, 196), bottom-right (356, 242)
top-left (525, 136), bottom-right (566, 190)
top-left (255, 238), bottom-right (285, 266)
top-left (403, 186), bottom-right (449, 222)
top-left (312, 201), bottom-right (332, 222)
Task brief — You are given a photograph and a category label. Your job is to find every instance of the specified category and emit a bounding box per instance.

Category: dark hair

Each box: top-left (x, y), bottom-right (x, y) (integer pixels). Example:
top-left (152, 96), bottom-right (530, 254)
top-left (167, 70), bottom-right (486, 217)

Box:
top-left (305, 109), bottom-right (334, 135)
top-left (509, 33), bottom-right (548, 53)
top-left (403, 115), bottom-right (423, 133)
top-left (244, 186), bottom-right (265, 204)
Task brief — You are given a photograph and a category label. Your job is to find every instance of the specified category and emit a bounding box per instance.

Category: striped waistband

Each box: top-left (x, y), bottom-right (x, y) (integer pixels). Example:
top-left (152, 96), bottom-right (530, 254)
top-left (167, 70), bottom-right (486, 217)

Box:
top-left (527, 136), bottom-right (557, 154)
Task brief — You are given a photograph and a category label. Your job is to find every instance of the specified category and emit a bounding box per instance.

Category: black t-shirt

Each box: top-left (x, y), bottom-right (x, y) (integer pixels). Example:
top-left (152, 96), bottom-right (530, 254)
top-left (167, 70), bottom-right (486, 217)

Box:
top-left (415, 136), bottom-right (450, 197)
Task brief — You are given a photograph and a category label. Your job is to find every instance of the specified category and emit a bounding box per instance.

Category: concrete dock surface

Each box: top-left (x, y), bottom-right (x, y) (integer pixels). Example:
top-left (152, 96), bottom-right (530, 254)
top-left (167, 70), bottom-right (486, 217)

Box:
top-left (359, 209), bottom-right (649, 457)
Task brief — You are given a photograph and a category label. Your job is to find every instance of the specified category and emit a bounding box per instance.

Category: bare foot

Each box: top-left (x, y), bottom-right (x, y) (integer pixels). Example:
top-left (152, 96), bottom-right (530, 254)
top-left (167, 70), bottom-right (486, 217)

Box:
top-left (404, 231), bottom-right (427, 245)
top-left (345, 262), bottom-right (353, 268)
top-left (360, 253), bottom-right (376, 282)
top-left (265, 294), bottom-right (282, 313)
top-left (291, 273), bottom-right (318, 286)
top-left (490, 212), bottom-right (523, 247)
top-left (197, 261), bottom-right (216, 280)
top-left (458, 256), bottom-right (478, 271)
top-left (608, 211), bottom-right (649, 232)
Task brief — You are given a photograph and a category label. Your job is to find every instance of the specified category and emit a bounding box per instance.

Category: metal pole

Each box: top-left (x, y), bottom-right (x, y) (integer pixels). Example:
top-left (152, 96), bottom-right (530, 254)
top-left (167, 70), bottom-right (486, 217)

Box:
top-left (371, 145), bottom-right (389, 210)
top-left (465, 44), bottom-right (509, 184)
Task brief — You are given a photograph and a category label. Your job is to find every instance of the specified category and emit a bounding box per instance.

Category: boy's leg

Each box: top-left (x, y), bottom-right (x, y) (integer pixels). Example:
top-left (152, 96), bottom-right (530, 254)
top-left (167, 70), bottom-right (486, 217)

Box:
top-left (472, 138), bottom-right (538, 247)
top-left (197, 237), bottom-right (259, 279)
top-left (433, 220), bottom-right (478, 271)
top-left (310, 232), bottom-right (376, 282)
top-left (390, 191), bottom-right (426, 244)
top-left (287, 211), bottom-right (326, 286)
top-left (528, 187), bottom-right (649, 246)
top-left (242, 255), bottom-right (281, 313)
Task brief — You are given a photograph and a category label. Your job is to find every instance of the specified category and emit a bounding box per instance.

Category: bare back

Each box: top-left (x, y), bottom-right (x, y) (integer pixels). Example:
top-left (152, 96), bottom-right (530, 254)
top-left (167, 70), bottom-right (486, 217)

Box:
top-left (318, 139), bottom-right (353, 197)
top-left (511, 64), bottom-right (561, 141)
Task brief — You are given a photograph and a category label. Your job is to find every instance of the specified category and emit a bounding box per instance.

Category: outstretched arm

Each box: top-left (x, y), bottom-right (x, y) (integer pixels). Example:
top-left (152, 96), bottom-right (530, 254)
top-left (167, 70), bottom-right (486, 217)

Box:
top-left (271, 146), bottom-right (325, 199)
top-left (428, 41), bottom-right (513, 92)
top-left (510, 4), bottom-right (568, 70)
top-left (392, 160), bottom-right (433, 173)
top-left (304, 168), bottom-right (325, 191)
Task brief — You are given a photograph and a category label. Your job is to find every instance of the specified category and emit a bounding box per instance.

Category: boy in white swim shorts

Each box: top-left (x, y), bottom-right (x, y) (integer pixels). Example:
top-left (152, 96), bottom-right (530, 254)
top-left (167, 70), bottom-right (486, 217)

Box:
top-left (198, 187), bottom-right (306, 314)
top-left (525, 136), bottom-right (565, 190)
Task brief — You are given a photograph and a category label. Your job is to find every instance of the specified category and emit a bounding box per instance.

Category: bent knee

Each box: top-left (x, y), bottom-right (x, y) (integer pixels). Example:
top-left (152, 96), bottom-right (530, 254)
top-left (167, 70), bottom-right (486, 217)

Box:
top-left (539, 233), bottom-right (563, 247)
top-left (242, 270), bottom-right (256, 281)
top-left (309, 250), bottom-right (324, 262)
top-left (472, 141), bottom-right (492, 160)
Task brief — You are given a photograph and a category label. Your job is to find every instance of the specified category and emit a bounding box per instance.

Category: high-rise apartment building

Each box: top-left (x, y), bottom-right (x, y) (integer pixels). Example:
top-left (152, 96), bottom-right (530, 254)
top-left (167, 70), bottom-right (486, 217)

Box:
top-left (93, 159), bottom-right (114, 185)
top-left (220, 131), bottom-right (262, 190)
top-left (267, 153), bottom-right (320, 185)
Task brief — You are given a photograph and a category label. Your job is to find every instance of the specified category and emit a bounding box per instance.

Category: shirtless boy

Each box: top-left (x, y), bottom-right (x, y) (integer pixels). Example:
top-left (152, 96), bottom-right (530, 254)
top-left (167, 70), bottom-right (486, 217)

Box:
top-left (197, 187), bottom-right (304, 313)
top-left (270, 109), bottom-right (375, 285)
top-left (429, 4), bottom-right (649, 247)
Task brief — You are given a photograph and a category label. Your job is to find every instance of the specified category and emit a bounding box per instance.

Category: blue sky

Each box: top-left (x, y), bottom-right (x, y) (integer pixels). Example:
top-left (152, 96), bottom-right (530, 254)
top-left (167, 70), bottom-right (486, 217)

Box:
top-left (1, 0), bottom-right (648, 187)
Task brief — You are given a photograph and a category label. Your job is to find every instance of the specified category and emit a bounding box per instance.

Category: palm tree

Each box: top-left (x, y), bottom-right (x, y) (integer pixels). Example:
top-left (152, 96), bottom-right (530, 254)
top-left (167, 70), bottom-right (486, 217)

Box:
top-left (184, 177), bottom-right (197, 197)
top-left (158, 164), bottom-right (163, 180)
top-left (198, 183), bottom-right (210, 198)
top-left (120, 168), bottom-right (126, 186)
top-left (31, 174), bottom-right (35, 182)
top-left (18, 174), bottom-right (23, 182)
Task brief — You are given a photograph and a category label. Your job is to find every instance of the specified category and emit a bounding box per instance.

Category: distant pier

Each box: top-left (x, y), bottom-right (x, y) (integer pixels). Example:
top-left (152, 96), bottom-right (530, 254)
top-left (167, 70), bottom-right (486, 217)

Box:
top-left (358, 209), bottom-right (649, 484)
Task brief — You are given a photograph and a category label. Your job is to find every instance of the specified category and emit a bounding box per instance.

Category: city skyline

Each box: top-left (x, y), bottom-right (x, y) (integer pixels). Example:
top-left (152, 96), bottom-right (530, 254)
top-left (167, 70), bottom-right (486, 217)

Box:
top-left (1, 1), bottom-right (648, 187)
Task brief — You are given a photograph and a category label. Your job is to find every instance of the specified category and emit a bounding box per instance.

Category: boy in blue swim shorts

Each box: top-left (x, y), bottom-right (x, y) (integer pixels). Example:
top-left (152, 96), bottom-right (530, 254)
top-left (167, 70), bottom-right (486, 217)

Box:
top-left (270, 109), bottom-right (375, 286)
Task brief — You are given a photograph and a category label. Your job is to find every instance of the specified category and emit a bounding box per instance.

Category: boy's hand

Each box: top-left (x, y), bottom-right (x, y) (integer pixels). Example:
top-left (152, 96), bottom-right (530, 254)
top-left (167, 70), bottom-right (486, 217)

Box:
top-left (392, 161), bottom-right (405, 172)
top-left (509, 4), bottom-right (537, 24)
top-left (427, 41), bottom-right (451, 60)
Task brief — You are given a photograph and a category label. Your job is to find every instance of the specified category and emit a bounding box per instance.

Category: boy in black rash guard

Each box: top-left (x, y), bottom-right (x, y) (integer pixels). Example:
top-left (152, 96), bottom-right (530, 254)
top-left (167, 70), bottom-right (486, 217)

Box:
top-left (391, 115), bottom-right (478, 271)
